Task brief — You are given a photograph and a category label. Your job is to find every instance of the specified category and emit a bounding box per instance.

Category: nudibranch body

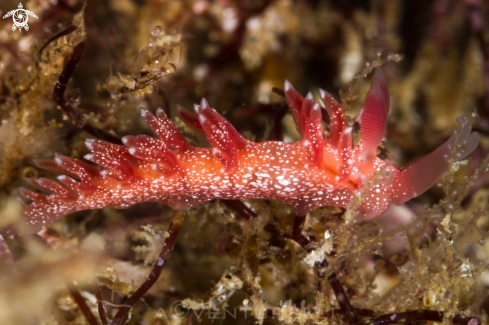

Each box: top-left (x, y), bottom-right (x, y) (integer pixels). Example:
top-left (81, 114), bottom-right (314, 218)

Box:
top-left (17, 68), bottom-right (479, 233)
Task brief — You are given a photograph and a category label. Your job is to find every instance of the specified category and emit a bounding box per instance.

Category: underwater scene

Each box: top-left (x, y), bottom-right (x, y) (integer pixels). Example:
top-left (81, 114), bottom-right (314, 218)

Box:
top-left (0, 0), bottom-right (488, 324)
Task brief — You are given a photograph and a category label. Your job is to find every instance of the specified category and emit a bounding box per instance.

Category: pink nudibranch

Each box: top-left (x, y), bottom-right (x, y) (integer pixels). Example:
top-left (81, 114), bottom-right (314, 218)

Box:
top-left (16, 68), bottom-right (479, 233)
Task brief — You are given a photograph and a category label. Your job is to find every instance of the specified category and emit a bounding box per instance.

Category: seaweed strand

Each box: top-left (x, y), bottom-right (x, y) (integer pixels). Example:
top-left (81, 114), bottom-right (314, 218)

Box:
top-left (328, 272), bottom-right (359, 324)
top-left (53, 41), bottom-right (121, 144)
top-left (37, 25), bottom-right (78, 67)
top-left (92, 282), bottom-right (108, 325)
top-left (66, 282), bottom-right (100, 325)
top-left (108, 211), bottom-right (185, 325)
top-left (224, 200), bottom-right (256, 220)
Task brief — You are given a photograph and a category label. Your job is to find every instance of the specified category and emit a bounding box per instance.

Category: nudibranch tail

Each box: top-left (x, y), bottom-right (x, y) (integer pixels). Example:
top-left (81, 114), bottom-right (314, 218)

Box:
top-left (13, 68), bottom-right (480, 234)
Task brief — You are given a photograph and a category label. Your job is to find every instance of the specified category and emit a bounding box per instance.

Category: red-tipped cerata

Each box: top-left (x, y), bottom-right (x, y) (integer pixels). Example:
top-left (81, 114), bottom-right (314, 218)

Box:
top-left (14, 68), bottom-right (479, 234)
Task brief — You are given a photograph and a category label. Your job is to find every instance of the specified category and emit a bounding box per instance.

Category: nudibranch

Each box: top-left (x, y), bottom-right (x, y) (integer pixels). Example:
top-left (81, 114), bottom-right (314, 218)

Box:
top-left (15, 68), bottom-right (479, 233)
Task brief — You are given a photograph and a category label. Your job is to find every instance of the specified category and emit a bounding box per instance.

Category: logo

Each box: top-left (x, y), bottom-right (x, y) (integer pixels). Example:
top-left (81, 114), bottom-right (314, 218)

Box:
top-left (2, 3), bottom-right (38, 32)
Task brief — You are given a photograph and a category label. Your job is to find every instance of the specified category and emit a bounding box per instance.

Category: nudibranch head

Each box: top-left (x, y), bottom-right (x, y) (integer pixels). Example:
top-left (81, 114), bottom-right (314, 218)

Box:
top-left (13, 68), bottom-right (479, 234)
top-left (283, 67), bottom-right (479, 219)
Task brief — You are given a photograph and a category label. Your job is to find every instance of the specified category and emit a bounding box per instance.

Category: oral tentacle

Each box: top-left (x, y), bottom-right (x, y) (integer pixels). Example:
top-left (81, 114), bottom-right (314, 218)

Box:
top-left (391, 116), bottom-right (480, 205)
top-left (360, 68), bottom-right (389, 155)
